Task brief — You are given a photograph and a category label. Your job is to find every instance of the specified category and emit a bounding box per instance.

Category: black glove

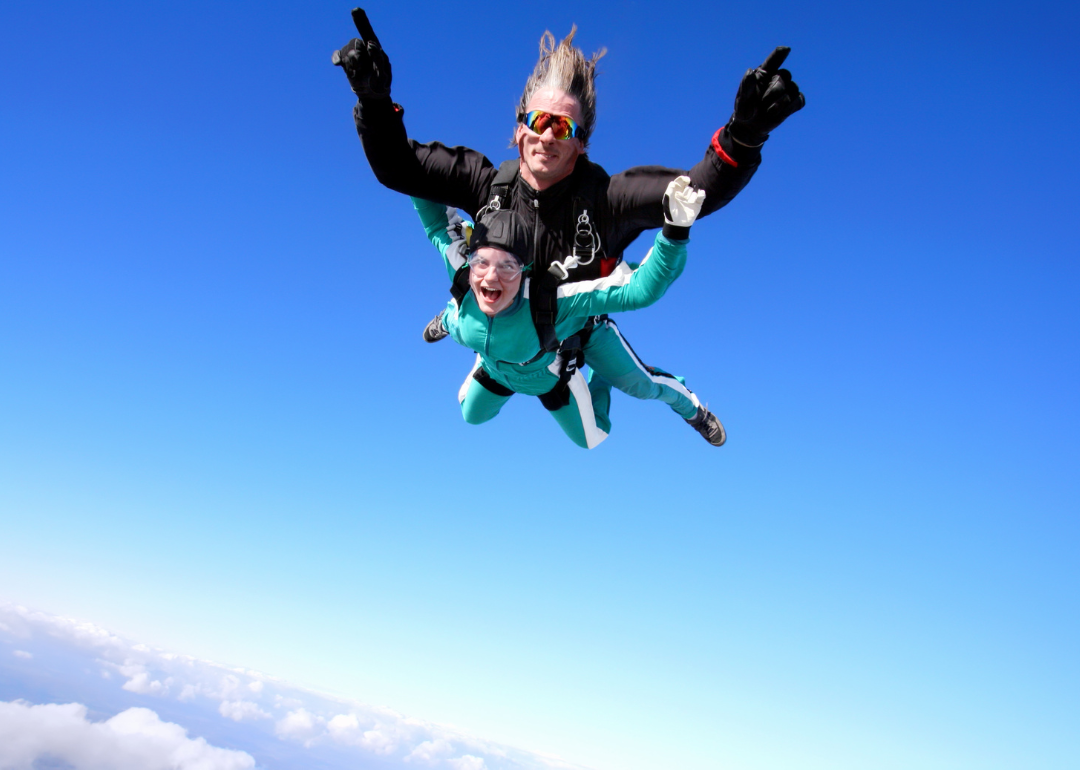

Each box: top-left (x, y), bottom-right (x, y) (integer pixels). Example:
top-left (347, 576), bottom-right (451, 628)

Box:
top-left (331, 8), bottom-right (392, 100)
top-left (726, 47), bottom-right (805, 147)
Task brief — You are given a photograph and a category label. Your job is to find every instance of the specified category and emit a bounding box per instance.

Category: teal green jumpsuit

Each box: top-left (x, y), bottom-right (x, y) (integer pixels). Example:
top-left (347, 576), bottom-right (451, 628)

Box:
top-left (414, 197), bottom-right (702, 448)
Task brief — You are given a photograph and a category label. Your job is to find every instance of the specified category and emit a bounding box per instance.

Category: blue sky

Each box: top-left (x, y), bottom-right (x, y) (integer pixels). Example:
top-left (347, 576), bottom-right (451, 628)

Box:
top-left (1, 1), bottom-right (1078, 768)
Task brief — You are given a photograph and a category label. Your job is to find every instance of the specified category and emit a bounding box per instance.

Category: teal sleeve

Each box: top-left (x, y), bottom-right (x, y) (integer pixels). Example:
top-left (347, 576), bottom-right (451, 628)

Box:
top-left (411, 197), bottom-right (459, 280)
top-left (555, 232), bottom-right (688, 320)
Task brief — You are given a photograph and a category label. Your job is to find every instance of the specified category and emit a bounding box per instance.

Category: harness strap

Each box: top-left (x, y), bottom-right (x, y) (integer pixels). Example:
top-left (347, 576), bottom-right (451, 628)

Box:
top-left (477, 159), bottom-right (520, 219)
top-left (536, 316), bottom-right (599, 411)
top-left (472, 366), bottom-right (514, 397)
top-left (570, 195), bottom-right (604, 269)
top-left (450, 263), bottom-right (471, 304)
top-left (530, 271), bottom-right (561, 353)
top-left (531, 173), bottom-right (610, 349)
top-left (537, 380), bottom-right (572, 411)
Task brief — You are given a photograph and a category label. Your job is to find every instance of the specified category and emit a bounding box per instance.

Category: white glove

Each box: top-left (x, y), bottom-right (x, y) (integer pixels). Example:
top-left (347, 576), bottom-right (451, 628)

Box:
top-left (662, 175), bottom-right (706, 228)
top-left (445, 206), bottom-right (473, 246)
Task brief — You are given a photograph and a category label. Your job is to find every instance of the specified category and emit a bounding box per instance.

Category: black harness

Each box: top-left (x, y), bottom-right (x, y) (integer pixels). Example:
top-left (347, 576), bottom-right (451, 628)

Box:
top-left (452, 159), bottom-right (610, 411)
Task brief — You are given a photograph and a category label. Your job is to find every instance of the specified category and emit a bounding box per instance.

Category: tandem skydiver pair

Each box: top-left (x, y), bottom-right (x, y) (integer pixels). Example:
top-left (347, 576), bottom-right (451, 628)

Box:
top-left (333, 8), bottom-right (805, 448)
top-left (410, 175), bottom-right (707, 449)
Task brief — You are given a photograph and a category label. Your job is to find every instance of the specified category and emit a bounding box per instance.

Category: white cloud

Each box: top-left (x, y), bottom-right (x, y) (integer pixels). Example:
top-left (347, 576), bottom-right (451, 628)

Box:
top-left (449, 756), bottom-right (488, 770)
top-left (326, 712), bottom-right (362, 737)
top-left (275, 707), bottom-right (325, 745)
top-left (407, 739), bottom-right (454, 764)
top-left (121, 669), bottom-right (169, 696)
top-left (219, 700), bottom-right (271, 722)
top-left (273, 693), bottom-right (302, 709)
top-left (13, 650), bottom-right (32, 659)
top-left (0, 700), bottom-right (254, 770)
top-left (326, 712), bottom-right (404, 754)
top-left (0, 604), bottom-right (593, 770)
top-left (219, 674), bottom-right (243, 699)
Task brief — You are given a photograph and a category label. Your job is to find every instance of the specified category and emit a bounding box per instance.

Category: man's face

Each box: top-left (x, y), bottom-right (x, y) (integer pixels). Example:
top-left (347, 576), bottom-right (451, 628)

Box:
top-left (469, 247), bottom-right (523, 316)
top-left (515, 88), bottom-right (584, 191)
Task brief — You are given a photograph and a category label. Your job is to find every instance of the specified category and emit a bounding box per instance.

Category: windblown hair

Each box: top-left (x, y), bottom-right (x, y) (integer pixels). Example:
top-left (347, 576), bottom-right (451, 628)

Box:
top-left (516, 27), bottom-right (606, 148)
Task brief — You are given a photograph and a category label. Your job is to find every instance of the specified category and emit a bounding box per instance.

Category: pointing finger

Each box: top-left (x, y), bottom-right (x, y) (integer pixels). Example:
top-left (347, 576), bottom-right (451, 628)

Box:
top-left (351, 8), bottom-right (381, 48)
top-left (759, 46), bottom-right (790, 74)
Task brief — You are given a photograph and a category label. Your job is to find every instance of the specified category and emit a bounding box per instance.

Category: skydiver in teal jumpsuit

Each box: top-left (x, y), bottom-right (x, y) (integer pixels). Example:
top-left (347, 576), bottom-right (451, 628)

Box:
top-left (413, 176), bottom-right (723, 449)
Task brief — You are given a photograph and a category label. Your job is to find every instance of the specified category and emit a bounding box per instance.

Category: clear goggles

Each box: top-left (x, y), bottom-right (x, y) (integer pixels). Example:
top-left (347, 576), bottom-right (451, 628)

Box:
top-left (468, 252), bottom-right (525, 280)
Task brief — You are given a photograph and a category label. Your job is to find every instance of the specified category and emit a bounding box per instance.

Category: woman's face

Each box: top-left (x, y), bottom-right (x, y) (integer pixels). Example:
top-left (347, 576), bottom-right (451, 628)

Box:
top-left (469, 246), bottom-right (523, 316)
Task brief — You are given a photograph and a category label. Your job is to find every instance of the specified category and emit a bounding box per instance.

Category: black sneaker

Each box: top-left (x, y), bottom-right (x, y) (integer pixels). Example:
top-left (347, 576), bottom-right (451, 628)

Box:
top-left (422, 313), bottom-right (449, 343)
top-left (686, 406), bottom-right (726, 447)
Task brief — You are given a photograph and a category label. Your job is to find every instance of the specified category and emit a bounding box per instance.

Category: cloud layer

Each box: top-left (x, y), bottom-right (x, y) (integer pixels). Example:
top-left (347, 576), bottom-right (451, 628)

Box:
top-left (0, 604), bottom-right (588, 770)
top-left (0, 701), bottom-right (254, 770)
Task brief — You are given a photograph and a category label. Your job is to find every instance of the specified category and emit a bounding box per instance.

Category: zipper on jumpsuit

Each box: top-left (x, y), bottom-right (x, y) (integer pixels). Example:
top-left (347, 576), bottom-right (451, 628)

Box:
top-left (531, 198), bottom-right (540, 271)
top-left (530, 198), bottom-right (546, 355)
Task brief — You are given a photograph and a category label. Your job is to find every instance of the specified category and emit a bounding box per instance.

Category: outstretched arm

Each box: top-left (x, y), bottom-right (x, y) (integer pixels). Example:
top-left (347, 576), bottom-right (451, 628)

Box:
top-left (604, 48), bottom-right (805, 254)
top-left (356, 101), bottom-right (496, 217)
top-left (334, 9), bottom-right (497, 216)
top-left (558, 178), bottom-right (704, 318)
top-left (412, 197), bottom-right (471, 280)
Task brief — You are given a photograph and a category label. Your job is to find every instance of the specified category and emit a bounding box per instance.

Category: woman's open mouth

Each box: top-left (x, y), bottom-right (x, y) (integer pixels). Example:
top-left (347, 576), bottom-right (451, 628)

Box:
top-left (480, 287), bottom-right (502, 302)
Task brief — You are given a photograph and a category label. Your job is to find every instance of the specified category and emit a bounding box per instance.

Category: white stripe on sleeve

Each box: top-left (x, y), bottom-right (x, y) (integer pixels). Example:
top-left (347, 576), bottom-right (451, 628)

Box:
top-left (554, 249), bottom-right (652, 300)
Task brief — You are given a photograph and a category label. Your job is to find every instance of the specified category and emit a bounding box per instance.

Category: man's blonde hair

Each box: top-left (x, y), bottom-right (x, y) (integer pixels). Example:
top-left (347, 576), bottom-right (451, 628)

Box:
top-left (516, 27), bottom-right (606, 148)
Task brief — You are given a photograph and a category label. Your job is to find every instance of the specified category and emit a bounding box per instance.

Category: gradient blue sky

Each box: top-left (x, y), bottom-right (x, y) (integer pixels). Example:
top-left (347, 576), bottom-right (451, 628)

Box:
top-left (2, 1), bottom-right (1078, 768)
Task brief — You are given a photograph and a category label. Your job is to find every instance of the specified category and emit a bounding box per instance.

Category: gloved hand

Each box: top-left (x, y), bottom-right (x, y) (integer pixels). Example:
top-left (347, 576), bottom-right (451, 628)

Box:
top-left (445, 206), bottom-right (474, 247)
top-left (726, 47), bottom-right (805, 147)
top-left (662, 175), bottom-right (706, 239)
top-left (331, 8), bottom-right (392, 100)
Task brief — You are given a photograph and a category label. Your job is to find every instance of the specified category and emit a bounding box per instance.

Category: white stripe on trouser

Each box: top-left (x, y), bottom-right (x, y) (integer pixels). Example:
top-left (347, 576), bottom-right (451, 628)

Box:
top-left (604, 319), bottom-right (701, 411)
top-left (459, 354), bottom-right (483, 403)
top-left (566, 368), bottom-right (609, 449)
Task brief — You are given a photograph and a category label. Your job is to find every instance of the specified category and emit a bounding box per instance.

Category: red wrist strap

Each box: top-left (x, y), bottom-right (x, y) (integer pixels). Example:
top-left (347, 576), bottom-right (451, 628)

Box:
top-left (711, 127), bottom-right (738, 168)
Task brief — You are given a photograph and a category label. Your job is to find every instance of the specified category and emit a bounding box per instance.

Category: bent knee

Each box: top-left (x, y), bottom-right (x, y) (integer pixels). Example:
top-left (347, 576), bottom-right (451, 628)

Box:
top-left (461, 404), bottom-right (496, 425)
top-left (568, 433), bottom-right (590, 449)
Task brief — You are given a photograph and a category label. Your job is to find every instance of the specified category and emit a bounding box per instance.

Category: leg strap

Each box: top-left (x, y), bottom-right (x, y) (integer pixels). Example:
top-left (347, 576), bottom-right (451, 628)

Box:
top-left (473, 366), bottom-right (515, 397)
top-left (535, 315), bottom-right (602, 411)
top-left (538, 379), bottom-right (571, 411)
